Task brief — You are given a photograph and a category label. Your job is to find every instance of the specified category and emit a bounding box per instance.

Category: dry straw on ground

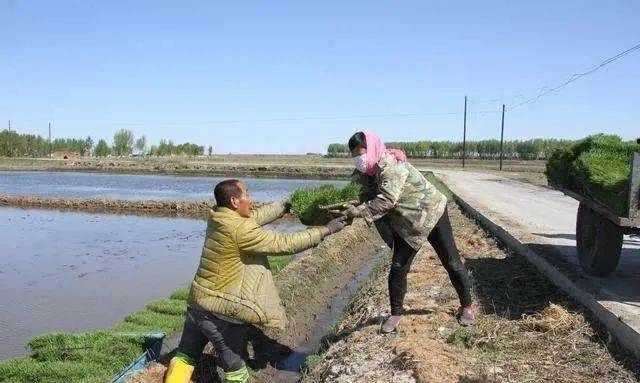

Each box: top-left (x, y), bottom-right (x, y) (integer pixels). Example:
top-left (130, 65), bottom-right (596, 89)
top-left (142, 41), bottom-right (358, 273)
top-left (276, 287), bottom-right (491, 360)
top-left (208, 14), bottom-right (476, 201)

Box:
top-left (304, 203), bottom-right (640, 383)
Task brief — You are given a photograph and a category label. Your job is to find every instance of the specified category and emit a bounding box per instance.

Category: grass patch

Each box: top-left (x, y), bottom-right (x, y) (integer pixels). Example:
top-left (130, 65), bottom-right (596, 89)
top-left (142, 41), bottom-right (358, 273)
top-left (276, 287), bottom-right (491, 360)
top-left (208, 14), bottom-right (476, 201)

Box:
top-left (446, 327), bottom-right (474, 349)
top-left (120, 310), bottom-right (184, 334)
top-left (546, 134), bottom-right (639, 215)
top-left (28, 332), bottom-right (146, 370)
top-left (111, 321), bottom-right (161, 334)
top-left (0, 359), bottom-right (111, 383)
top-left (304, 354), bottom-right (322, 371)
top-left (169, 287), bottom-right (189, 301)
top-left (1, 287), bottom-right (188, 383)
top-left (0, 332), bottom-right (149, 383)
top-left (291, 183), bottom-right (361, 225)
top-left (268, 254), bottom-right (295, 272)
top-left (146, 299), bottom-right (188, 316)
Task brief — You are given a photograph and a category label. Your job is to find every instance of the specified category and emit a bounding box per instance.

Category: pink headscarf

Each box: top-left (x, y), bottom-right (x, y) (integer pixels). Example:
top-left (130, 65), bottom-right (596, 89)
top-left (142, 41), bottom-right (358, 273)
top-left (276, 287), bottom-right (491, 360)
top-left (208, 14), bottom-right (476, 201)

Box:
top-left (362, 131), bottom-right (407, 175)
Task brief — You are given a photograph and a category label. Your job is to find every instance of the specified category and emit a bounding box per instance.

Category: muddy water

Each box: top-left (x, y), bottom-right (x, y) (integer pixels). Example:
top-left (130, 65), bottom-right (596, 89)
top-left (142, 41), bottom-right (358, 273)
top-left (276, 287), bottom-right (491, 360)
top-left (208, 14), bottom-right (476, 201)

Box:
top-left (0, 207), bottom-right (305, 360)
top-left (0, 171), bottom-right (347, 201)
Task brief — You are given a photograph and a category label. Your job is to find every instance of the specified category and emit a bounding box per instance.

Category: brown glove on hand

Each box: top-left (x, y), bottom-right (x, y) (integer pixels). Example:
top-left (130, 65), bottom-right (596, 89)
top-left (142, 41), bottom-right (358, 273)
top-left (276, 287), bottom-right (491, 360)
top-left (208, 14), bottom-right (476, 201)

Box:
top-left (324, 216), bottom-right (348, 235)
top-left (342, 205), bottom-right (363, 220)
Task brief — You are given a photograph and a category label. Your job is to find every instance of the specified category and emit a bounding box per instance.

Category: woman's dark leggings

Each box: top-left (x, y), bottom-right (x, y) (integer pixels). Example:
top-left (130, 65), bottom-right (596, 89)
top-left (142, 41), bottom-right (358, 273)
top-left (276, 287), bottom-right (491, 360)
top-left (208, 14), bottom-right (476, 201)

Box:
top-left (389, 208), bottom-right (472, 315)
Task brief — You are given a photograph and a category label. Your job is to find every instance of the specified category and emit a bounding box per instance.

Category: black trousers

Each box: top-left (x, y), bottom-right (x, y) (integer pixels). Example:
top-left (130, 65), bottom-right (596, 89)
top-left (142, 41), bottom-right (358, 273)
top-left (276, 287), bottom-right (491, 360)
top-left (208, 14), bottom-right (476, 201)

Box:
top-left (176, 308), bottom-right (247, 372)
top-left (389, 207), bottom-right (472, 315)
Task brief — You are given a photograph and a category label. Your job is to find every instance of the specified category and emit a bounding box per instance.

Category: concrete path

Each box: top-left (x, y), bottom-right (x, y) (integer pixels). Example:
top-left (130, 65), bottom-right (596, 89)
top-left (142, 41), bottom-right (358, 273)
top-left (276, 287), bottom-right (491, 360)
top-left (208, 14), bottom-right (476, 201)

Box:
top-left (435, 170), bottom-right (640, 356)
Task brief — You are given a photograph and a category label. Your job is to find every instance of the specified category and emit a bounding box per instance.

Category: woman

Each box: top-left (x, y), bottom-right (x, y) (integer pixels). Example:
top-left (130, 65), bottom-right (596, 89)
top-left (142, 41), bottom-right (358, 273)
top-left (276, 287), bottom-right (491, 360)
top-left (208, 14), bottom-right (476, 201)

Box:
top-left (344, 131), bottom-right (474, 333)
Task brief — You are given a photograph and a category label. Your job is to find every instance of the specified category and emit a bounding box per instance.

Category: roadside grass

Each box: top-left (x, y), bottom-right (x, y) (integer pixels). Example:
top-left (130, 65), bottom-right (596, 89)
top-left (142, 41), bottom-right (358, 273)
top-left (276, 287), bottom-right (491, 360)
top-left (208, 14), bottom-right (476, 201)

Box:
top-left (446, 327), bottom-right (474, 349)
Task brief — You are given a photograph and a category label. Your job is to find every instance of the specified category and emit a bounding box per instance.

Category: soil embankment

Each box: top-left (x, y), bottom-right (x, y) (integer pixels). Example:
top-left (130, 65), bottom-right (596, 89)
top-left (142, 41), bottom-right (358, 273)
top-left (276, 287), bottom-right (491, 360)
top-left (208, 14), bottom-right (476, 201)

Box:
top-left (302, 203), bottom-right (640, 383)
top-left (0, 157), bottom-right (354, 180)
top-left (0, 194), bottom-right (270, 219)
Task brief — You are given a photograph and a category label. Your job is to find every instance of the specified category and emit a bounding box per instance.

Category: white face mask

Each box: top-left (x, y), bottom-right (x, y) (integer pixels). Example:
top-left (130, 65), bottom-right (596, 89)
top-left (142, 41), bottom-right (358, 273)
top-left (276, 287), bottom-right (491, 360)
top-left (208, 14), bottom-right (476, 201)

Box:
top-left (353, 153), bottom-right (367, 173)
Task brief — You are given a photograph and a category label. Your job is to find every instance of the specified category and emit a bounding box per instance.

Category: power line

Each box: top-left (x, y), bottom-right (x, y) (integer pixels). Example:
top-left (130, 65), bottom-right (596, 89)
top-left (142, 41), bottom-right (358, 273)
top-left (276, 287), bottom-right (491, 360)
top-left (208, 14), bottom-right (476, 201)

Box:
top-left (507, 41), bottom-right (640, 110)
top-left (468, 94), bottom-right (525, 106)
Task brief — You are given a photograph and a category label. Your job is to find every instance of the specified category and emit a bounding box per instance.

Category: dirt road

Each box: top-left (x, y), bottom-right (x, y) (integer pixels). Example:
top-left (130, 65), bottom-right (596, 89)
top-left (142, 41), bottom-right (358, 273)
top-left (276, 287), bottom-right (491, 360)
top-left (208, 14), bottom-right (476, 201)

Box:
top-left (436, 169), bottom-right (640, 355)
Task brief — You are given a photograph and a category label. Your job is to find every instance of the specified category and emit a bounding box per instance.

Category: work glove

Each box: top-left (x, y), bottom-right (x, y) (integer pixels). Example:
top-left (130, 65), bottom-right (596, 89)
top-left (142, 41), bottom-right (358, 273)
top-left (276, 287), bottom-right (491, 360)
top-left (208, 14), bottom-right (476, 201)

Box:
top-left (327, 208), bottom-right (346, 220)
top-left (325, 201), bottom-right (357, 219)
top-left (324, 216), bottom-right (348, 235)
top-left (342, 204), bottom-right (363, 220)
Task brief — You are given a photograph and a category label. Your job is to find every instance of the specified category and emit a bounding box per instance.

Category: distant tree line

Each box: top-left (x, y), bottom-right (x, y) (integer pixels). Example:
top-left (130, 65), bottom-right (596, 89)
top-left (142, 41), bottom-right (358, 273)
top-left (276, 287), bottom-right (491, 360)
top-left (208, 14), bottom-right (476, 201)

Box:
top-left (327, 138), bottom-right (573, 160)
top-left (148, 139), bottom-right (204, 156)
top-left (0, 130), bottom-right (93, 157)
top-left (0, 128), bottom-right (208, 158)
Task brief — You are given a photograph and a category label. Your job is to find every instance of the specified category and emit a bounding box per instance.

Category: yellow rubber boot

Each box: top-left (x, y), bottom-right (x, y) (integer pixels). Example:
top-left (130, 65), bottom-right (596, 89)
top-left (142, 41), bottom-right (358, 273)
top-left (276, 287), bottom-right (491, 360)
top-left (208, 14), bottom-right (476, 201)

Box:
top-left (164, 357), bottom-right (195, 383)
top-left (225, 365), bottom-right (249, 383)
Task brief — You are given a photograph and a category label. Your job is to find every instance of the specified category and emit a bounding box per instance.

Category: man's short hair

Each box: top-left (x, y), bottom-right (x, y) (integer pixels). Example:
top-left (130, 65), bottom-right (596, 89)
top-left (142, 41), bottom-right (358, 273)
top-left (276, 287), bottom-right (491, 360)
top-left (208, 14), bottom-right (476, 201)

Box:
top-left (214, 179), bottom-right (243, 208)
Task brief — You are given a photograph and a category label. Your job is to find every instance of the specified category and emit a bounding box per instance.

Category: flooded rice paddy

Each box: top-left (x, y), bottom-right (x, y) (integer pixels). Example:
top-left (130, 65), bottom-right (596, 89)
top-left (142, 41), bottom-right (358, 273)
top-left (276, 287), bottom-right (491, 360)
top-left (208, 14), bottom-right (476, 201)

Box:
top-left (0, 171), bottom-right (348, 201)
top-left (0, 207), bottom-right (305, 359)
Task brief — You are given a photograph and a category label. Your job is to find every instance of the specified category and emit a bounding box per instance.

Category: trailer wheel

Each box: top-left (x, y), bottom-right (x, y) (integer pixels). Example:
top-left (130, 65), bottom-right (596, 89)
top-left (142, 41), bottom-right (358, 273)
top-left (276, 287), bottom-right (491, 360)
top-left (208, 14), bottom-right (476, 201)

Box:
top-left (576, 202), bottom-right (622, 276)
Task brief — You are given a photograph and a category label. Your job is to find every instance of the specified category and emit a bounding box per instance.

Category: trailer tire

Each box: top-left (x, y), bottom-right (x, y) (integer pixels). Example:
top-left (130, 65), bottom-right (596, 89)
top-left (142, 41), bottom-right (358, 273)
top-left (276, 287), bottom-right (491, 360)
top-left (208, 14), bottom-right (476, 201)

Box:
top-left (576, 202), bottom-right (622, 276)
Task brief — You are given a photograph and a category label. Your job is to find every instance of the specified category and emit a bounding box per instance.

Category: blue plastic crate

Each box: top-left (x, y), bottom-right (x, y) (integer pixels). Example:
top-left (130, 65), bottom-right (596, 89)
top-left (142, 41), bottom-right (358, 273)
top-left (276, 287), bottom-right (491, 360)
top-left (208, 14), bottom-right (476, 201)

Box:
top-left (111, 333), bottom-right (165, 383)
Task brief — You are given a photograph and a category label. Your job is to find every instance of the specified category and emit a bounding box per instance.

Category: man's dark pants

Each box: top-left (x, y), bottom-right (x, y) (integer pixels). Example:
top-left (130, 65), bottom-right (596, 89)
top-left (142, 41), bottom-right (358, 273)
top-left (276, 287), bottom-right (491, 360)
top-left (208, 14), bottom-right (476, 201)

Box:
top-left (176, 308), bottom-right (247, 372)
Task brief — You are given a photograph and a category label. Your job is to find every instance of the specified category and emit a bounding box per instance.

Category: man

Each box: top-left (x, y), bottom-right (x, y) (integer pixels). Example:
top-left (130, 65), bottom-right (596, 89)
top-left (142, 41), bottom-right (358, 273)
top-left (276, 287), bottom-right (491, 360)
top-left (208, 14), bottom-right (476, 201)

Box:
top-left (165, 179), bottom-right (347, 383)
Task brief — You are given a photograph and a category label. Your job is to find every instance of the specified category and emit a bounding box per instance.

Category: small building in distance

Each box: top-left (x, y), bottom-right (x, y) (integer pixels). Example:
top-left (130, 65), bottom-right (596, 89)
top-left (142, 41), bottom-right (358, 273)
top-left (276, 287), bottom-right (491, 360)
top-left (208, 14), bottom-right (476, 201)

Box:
top-left (52, 150), bottom-right (81, 159)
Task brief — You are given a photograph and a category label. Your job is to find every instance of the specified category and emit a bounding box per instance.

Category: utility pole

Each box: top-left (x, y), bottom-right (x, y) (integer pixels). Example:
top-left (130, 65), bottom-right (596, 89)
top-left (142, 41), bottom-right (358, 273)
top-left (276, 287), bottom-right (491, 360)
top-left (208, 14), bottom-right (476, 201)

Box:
top-left (499, 104), bottom-right (505, 171)
top-left (462, 96), bottom-right (467, 168)
top-left (48, 122), bottom-right (52, 158)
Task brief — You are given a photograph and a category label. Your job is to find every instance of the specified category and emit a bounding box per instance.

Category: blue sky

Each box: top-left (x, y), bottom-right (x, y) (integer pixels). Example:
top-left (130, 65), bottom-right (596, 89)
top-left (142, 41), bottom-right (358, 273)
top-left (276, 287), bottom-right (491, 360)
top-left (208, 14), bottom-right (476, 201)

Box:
top-left (1, 1), bottom-right (639, 154)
